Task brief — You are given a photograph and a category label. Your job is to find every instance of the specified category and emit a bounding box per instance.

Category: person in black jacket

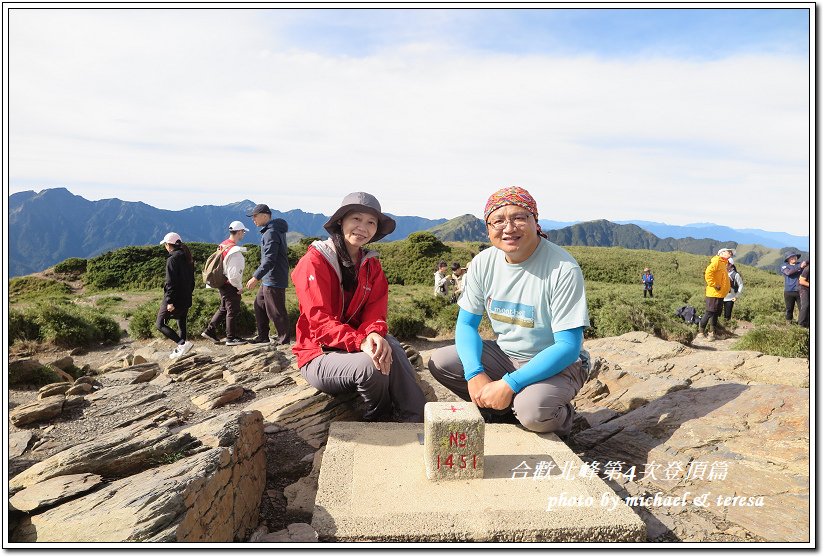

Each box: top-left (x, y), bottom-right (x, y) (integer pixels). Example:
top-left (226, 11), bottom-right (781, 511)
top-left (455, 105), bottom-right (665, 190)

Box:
top-left (245, 204), bottom-right (291, 344)
top-left (157, 232), bottom-right (196, 359)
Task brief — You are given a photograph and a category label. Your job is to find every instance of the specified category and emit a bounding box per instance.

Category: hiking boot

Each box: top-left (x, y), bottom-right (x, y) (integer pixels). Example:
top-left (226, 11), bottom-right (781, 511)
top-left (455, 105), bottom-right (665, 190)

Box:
top-left (247, 337), bottom-right (271, 344)
top-left (225, 337), bottom-right (247, 346)
top-left (201, 328), bottom-right (221, 343)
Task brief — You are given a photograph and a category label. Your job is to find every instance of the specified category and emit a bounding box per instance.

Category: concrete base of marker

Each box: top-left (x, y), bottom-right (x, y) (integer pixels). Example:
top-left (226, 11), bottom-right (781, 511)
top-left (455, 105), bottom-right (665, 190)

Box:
top-left (424, 402), bottom-right (484, 480)
top-left (312, 422), bottom-right (646, 542)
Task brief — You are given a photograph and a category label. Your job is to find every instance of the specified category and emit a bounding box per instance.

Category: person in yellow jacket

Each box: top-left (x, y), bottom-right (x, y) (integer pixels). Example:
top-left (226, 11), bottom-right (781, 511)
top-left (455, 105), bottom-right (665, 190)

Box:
top-left (699, 248), bottom-right (734, 340)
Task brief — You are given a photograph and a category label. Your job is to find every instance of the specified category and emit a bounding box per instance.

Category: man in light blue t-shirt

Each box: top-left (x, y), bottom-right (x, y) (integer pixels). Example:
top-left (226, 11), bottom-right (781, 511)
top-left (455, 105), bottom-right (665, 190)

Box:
top-left (428, 186), bottom-right (590, 436)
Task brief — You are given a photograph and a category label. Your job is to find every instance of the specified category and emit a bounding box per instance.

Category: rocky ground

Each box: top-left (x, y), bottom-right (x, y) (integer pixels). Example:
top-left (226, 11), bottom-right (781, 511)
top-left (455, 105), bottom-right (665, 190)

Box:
top-left (7, 321), bottom-right (810, 543)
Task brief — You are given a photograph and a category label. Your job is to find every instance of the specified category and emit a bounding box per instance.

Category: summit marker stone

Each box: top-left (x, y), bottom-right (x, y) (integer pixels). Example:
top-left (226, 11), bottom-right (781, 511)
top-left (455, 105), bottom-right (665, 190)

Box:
top-left (424, 401), bottom-right (484, 480)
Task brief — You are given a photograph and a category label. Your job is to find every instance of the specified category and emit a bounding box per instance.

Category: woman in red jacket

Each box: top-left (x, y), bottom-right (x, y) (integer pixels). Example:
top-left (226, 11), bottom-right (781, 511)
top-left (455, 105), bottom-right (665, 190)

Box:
top-left (291, 192), bottom-right (425, 422)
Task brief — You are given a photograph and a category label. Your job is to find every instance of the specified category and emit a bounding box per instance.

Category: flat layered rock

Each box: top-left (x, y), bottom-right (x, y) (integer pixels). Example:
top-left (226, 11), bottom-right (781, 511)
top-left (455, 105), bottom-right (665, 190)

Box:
top-left (11, 411), bottom-right (265, 542)
top-left (9, 431), bottom-right (35, 458)
top-left (191, 385), bottom-right (245, 411)
top-left (103, 362), bottom-right (161, 384)
top-left (244, 384), bottom-right (360, 448)
top-left (10, 395), bottom-right (65, 427)
top-left (573, 383), bottom-right (809, 542)
top-left (9, 420), bottom-right (196, 492)
top-left (10, 473), bottom-right (103, 512)
top-left (37, 382), bottom-right (72, 398)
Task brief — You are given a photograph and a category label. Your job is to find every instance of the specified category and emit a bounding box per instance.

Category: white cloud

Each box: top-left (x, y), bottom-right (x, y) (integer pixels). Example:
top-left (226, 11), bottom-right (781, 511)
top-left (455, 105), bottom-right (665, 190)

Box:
top-left (8, 9), bottom-right (810, 235)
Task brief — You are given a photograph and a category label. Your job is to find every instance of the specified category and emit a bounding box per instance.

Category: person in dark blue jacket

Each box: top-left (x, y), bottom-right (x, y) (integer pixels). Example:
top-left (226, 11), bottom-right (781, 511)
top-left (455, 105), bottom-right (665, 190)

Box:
top-left (245, 204), bottom-right (291, 344)
top-left (157, 232), bottom-right (195, 359)
top-left (780, 251), bottom-right (808, 324)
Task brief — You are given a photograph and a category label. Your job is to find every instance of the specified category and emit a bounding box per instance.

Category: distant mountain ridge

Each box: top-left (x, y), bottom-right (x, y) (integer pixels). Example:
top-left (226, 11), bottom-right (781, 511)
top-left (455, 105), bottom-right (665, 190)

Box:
top-left (8, 188), bottom-right (807, 277)
top-left (8, 188), bottom-right (445, 277)
top-left (426, 215), bottom-right (808, 271)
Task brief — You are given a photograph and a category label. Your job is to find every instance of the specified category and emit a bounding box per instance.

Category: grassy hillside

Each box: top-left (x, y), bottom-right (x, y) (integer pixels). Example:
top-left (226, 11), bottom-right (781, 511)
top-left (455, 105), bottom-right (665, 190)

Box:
top-left (8, 240), bottom-right (807, 358)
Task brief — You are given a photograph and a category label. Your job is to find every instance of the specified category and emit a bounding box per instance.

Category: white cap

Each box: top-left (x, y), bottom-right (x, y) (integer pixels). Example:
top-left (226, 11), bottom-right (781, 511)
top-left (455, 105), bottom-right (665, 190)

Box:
top-left (229, 220), bottom-right (249, 232)
top-left (728, 258), bottom-right (734, 265)
top-left (718, 247), bottom-right (735, 257)
top-left (160, 232), bottom-right (182, 245)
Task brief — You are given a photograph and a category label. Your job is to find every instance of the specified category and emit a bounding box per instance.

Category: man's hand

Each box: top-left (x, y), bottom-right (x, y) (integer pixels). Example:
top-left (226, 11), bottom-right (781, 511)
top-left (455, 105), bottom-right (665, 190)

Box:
top-left (360, 332), bottom-right (392, 375)
top-left (477, 379), bottom-right (515, 410)
top-left (467, 373), bottom-right (492, 406)
top-left (245, 276), bottom-right (259, 290)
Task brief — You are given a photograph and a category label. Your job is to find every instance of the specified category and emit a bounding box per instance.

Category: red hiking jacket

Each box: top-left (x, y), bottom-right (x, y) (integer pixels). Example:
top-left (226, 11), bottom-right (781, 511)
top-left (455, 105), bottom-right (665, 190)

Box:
top-left (291, 239), bottom-right (389, 368)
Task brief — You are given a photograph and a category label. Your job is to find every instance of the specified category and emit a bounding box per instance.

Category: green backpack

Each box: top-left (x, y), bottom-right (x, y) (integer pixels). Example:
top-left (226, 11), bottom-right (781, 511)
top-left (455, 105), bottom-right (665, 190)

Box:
top-left (202, 247), bottom-right (228, 288)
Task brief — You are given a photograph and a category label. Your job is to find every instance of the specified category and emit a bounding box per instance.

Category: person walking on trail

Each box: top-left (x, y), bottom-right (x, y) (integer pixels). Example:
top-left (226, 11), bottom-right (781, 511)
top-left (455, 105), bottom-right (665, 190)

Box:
top-left (723, 258), bottom-right (744, 321)
top-left (157, 232), bottom-right (195, 359)
top-left (780, 251), bottom-right (807, 324)
top-left (798, 261), bottom-right (810, 328)
top-left (427, 186), bottom-right (590, 436)
top-left (434, 260), bottom-right (451, 298)
top-left (291, 192), bottom-right (426, 423)
top-left (202, 221), bottom-right (250, 346)
top-left (699, 248), bottom-right (733, 340)
top-left (641, 268), bottom-right (654, 298)
top-left (245, 204), bottom-right (291, 345)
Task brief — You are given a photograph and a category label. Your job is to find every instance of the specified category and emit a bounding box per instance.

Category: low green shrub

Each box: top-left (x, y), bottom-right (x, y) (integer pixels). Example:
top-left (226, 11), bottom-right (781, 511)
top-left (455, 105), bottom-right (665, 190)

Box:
top-left (387, 309), bottom-right (426, 339)
top-left (9, 309), bottom-right (41, 343)
top-left (732, 325), bottom-right (809, 358)
top-left (9, 303), bottom-right (122, 347)
top-left (53, 257), bottom-right (88, 277)
top-left (9, 276), bottom-right (72, 303)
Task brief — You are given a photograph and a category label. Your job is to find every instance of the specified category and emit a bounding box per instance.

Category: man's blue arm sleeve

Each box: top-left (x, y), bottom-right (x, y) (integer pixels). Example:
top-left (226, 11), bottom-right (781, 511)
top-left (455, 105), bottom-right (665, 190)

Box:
top-left (455, 308), bottom-right (485, 381)
top-left (502, 327), bottom-right (584, 393)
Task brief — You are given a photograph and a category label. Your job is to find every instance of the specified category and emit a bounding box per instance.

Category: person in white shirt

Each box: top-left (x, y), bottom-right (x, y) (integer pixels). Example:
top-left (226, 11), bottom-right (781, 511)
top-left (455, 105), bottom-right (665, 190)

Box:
top-left (202, 221), bottom-right (249, 346)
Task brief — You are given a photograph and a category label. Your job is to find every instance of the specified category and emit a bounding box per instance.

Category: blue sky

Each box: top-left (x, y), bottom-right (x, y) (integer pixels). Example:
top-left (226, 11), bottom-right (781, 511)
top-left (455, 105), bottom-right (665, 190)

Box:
top-left (6, 5), bottom-right (813, 235)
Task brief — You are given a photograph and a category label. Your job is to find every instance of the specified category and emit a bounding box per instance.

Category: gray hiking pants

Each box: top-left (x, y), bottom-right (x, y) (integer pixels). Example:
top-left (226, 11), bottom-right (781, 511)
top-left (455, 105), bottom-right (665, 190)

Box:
top-left (300, 335), bottom-right (426, 423)
top-left (427, 341), bottom-right (588, 436)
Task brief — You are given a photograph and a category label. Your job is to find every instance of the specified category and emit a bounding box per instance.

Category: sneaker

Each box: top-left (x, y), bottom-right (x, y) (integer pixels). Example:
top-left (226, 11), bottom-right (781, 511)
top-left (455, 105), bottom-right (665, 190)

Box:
top-left (178, 341), bottom-right (194, 356)
top-left (247, 337), bottom-right (270, 344)
top-left (701, 330), bottom-right (708, 339)
top-left (707, 332), bottom-right (716, 341)
top-left (169, 345), bottom-right (182, 360)
top-left (201, 329), bottom-right (221, 343)
top-left (225, 337), bottom-right (247, 346)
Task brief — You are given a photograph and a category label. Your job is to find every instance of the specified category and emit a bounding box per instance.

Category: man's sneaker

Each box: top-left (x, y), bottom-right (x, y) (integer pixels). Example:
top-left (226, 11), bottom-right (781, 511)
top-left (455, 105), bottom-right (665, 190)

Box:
top-left (178, 341), bottom-right (194, 357)
top-left (225, 337), bottom-right (247, 346)
top-left (201, 329), bottom-right (221, 343)
top-left (247, 337), bottom-right (270, 344)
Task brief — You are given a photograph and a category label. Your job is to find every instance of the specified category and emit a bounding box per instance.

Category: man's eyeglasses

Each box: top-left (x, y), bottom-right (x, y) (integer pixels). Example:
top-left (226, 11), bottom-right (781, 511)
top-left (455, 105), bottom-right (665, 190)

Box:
top-left (486, 213), bottom-right (532, 230)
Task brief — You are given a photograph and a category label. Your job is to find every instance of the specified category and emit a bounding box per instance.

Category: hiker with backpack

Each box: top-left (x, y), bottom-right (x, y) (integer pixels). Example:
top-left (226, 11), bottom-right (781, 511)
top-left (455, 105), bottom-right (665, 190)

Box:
top-left (157, 232), bottom-right (196, 360)
top-left (291, 192), bottom-right (426, 423)
top-left (641, 267), bottom-right (654, 298)
top-left (723, 258), bottom-right (744, 321)
top-left (201, 221), bottom-right (250, 346)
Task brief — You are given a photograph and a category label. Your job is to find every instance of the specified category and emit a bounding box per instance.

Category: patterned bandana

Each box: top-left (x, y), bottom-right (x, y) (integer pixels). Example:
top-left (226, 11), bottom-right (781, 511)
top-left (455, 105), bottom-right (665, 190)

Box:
top-left (483, 186), bottom-right (547, 238)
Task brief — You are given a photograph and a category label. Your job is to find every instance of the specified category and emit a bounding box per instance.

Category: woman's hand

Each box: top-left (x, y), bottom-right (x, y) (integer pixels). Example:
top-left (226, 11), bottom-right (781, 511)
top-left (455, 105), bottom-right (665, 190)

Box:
top-left (166, 303), bottom-right (175, 312)
top-left (476, 379), bottom-right (515, 410)
top-left (360, 332), bottom-right (392, 375)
